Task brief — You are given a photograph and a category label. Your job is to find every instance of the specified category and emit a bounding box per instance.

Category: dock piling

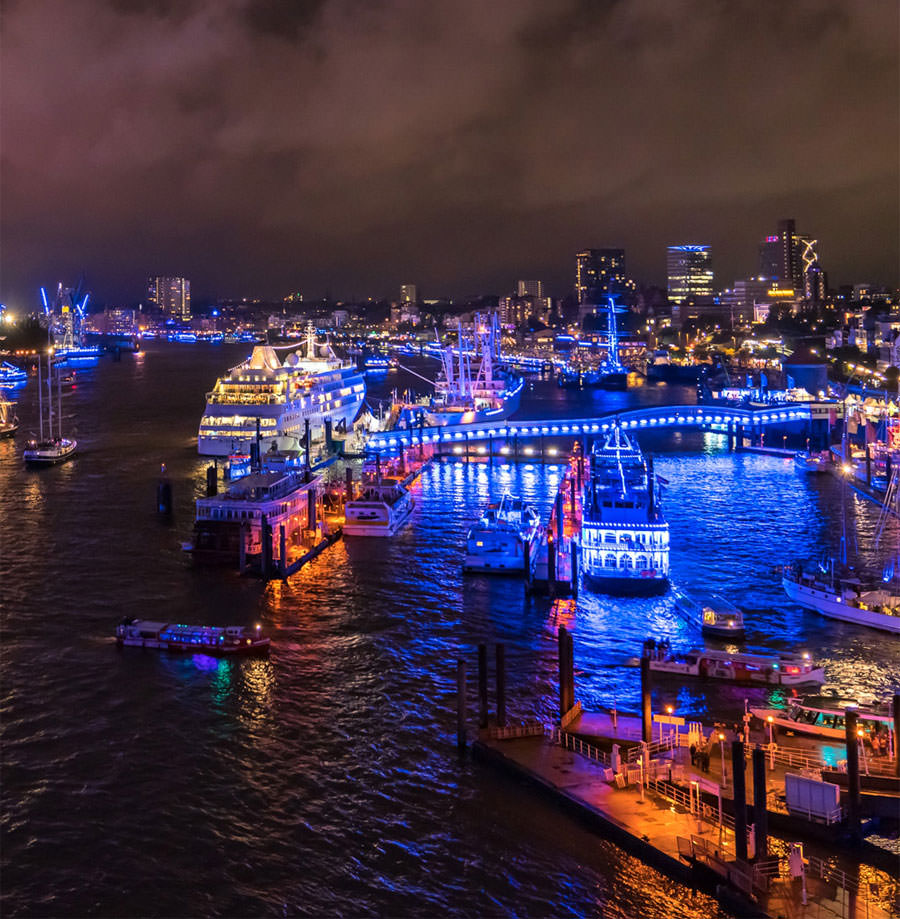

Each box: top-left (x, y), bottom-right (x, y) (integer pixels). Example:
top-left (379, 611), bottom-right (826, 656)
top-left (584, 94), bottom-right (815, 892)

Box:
top-left (547, 534), bottom-right (557, 598)
top-left (558, 626), bottom-right (569, 716)
top-left (345, 466), bottom-right (353, 502)
top-left (731, 740), bottom-right (748, 863)
top-left (457, 660), bottom-right (467, 750)
top-left (570, 539), bottom-right (579, 599)
top-left (640, 657), bottom-right (652, 743)
top-left (495, 644), bottom-right (506, 728)
top-left (751, 746), bottom-right (768, 860)
top-left (307, 487), bottom-right (317, 530)
top-left (845, 708), bottom-right (862, 843)
top-left (156, 466), bottom-right (172, 516)
top-left (279, 525), bottom-right (287, 577)
top-left (893, 694), bottom-right (900, 774)
top-left (206, 465), bottom-right (217, 497)
top-left (555, 492), bottom-right (564, 540)
top-left (478, 644), bottom-right (488, 728)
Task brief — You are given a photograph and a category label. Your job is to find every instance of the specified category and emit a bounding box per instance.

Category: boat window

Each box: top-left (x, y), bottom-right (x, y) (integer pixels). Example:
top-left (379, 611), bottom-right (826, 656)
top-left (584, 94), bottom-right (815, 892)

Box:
top-left (605, 553), bottom-right (616, 568)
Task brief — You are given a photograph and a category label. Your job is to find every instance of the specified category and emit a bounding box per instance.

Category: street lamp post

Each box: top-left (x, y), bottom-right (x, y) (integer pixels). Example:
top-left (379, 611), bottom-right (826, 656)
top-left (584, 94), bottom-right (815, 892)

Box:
top-left (718, 732), bottom-right (727, 787)
top-left (767, 716), bottom-right (775, 770)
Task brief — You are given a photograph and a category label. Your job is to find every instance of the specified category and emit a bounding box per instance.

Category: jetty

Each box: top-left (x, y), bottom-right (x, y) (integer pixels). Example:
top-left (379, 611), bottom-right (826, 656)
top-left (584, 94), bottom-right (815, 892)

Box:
top-left (457, 632), bottom-right (899, 918)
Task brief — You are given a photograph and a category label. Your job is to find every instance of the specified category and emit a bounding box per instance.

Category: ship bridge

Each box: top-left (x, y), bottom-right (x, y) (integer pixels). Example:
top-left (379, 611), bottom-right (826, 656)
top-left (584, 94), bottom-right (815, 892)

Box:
top-left (365, 402), bottom-right (832, 453)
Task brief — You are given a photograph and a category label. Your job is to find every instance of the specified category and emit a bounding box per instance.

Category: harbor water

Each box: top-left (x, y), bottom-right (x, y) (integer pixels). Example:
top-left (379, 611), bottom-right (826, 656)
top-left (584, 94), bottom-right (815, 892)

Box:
top-left (2, 345), bottom-right (898, 917)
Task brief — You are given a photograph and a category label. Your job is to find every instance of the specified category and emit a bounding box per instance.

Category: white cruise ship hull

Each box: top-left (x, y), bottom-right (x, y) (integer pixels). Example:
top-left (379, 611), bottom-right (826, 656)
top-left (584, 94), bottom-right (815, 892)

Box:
top-left (782, 577), bottom-right (900, 634)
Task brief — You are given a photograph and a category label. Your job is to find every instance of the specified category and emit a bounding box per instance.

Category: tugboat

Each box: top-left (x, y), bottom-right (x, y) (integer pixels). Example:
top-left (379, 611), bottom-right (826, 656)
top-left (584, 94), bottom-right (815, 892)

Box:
top-left (463, 494), bottom-right (541, 572)
top-left (115, 619), bottom-right (271, 656)
top-left (642, 639), bottom-right (825, 687)
top-left (580, 422), bottom-right (669, 594)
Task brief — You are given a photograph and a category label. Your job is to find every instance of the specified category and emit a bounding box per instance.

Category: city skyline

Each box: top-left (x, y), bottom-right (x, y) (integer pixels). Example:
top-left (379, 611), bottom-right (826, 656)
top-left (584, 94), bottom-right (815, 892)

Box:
top-left (1, 0), bottom-right (897, 308)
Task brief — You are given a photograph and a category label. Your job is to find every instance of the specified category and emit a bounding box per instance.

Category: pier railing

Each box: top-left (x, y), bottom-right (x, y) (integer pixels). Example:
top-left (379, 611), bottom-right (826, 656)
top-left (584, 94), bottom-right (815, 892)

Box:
top-left (486, 721), bottom-right (546, 741)
top-left (552, 728), bottom-right (612, 767)
top-left (626, 734), bottom-right (677, 762)
top-left (646, 777), bottom-right (737, 833)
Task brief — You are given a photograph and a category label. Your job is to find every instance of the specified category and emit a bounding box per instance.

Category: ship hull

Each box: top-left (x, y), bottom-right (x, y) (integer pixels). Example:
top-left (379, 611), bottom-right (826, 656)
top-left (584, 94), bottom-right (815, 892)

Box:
top-left (583, 571), bottom-right (669, 596)
top-left (427, 383), bottom-right (522, 427)
top-left (783, 577), bottom-right (900, 634)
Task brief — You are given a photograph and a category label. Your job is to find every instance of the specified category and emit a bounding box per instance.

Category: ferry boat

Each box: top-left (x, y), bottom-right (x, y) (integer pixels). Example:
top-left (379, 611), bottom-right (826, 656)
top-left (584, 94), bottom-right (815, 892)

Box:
top-left (197, 323), bottom-right (365, 456)
top-left (782, 561), bottom-right (900, 634)
top-left (671, 586), bottom-right (745, 639)
top-left (190, 468), bottom-right (322, 565)
top-left (750, 696), bottom-right (895, 741)
top-left (642, 640), bottom-right (824, 687)
top-left (115, 618), bottom-right (270, 656)
top-left (794, 450), bottom-right (828, 473)
top-left (23, 351), bottom-right (76, 466)
top-left (0, 394), bottom-right (18, 437)
top-left (580, 423), bottom-right (669, 594)
top-left (0, 361), bottom-right (27, 387)
top-left (463, 494), bottom-right (541, 572)
top-left (344, 481), bottom-right (414, 537)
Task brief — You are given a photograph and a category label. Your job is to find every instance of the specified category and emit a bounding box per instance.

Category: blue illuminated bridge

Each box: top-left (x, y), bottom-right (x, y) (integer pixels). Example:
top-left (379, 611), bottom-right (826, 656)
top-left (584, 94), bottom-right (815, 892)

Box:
top-left (365, 402), bottom-right (831, 454)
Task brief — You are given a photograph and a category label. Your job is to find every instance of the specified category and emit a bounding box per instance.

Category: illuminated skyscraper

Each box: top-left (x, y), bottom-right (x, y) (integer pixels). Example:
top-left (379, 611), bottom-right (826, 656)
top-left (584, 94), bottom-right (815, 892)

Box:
top-left (148, 276), bottom-right (191, 321)
top-left (666, 245), bottom-right (713, 303)
top-left (400, 284), bottom-right (417, 304)
top-left (575, 249), bottom-right (626, 305)
top-left (517, 280), bottom-right (543, 298)
top-left (757, 220), bottom-right (825, 299)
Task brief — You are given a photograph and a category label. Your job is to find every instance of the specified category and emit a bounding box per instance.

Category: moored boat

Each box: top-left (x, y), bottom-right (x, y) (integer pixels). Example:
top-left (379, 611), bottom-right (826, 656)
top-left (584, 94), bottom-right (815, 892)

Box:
top-left (671, 586), bottom-right (745, 638)
top-left (115, 618), bottom-right (270, 656)
top-left (343, 481), bottom-right (414, 537)
top-left (23, 350), bottom-right (76, 466)
top-left (464, 494), bottom-right (541, 572)
top-left (0, 394), bottom-right (18, 437)
top-left (794, 450), bottom-right (828, 473)
top-left (642, 639), bottom-right (824, 686)
top-left (782, 562), bottom-right (900, 634)
top-left (580, 423), bottom-right (669, 595)
top-left (0, 361), bottom-right (27, 387)
top-left (751, 696), bottom-right (894, 741)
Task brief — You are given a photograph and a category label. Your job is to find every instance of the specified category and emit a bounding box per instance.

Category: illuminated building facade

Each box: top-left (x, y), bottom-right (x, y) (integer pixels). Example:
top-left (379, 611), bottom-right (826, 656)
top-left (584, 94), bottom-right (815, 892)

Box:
top-left (575, 249), bottom-right (627, 305)
top-left (517, 280), bottom-right (543, 298)
top-left (757, 219), bottom-right (826, 300)
top-left (148, 276), bottom-right (191, 321)
top-left (400, 284), bottom-right (417, 304)
top-left (666, 245), bottom-right (713, 303)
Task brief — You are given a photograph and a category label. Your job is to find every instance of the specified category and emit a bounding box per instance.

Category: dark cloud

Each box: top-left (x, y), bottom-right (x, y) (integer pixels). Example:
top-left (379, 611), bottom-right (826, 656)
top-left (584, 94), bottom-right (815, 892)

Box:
top-left (0, 0), bottom-right (897, 308)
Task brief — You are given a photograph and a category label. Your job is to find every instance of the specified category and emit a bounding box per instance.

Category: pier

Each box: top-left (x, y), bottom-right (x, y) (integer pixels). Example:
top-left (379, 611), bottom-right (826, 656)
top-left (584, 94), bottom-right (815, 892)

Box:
top-left (460, 632), bottom-right (899, 919)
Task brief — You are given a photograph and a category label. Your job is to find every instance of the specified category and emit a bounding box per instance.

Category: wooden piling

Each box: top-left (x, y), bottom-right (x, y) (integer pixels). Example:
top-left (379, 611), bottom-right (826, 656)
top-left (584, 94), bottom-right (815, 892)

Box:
top-left (555, 492), bottom-right (564, 540)
top-left (558, 626), bottom-right (569, 716)
top-left (279, 525), bottom-right (287, 577)
top-left (640, 656), bottom-right (652, 743)
top-left (457, 660), bottom-right (467, 749)
top-left (731, 740), bottom-right (748, 863)
top-left (570, 539), bottom-right (579, 599)
top-left (345, 466), bottom-right (353, 501)
top-left (206, 465), bottom-right (217, 497)
top-left (845, 708), bottom-right (861, 843)
top-left (752, 746), bottom-right (768, 860)
top-left (478, 644), bottom-right (488, 728)
top-left (496, 644), bottom-right (506, 728)
top-left (564, 629), bottom-right (574, 712)
top-left (156, 467), bottom-right (172, 516)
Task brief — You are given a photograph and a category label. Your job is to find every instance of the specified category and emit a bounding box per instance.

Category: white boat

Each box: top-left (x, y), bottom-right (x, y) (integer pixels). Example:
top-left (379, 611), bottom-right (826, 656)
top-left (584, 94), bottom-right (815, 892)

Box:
top-left (0, 361), bottom-right (27, 387)
top-left (115, 619), bottom-right (270, 656)
top-left (794, 450), bottom-right (828, 473)
top-left (23, 350), bottom-right (76, 466)
top-left (751, 696), bottom-right (894, 741)
top-left (0, 394), bottom-right (18, 437)
top-left (197, 323), bottom-right (365, 456)
top-left (643, 640), bottom-right (824, 686)
top-left (463, 494), bottom-right (541, 572)
top-left (343, 481), bottom-right (414, 537)
top-left (671, 586), bottom-right (745, 638)
top-left (782, 563), bottom-right (900, 634)
top-left (580, 423), bottom-right (669, 594)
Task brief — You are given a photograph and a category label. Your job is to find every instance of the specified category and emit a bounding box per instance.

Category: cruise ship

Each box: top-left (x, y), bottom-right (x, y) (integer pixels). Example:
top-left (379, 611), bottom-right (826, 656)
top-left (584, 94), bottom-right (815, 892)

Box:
top-left (579, 424), bottom-right (669, 594)
top-left (197, 325), bottom-right (365, 456)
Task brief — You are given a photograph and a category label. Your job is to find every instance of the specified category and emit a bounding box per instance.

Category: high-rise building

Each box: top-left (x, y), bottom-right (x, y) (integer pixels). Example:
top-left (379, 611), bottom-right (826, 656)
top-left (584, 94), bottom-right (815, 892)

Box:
top-left (666, 245), bottom-right (713, 303)
top-left (757, 220), bottom-right (825, 299)
top-left (148, 276), bottom-right (191, 321)
top-left (575, 249), bottom-right (627, 305)
top-left (400, 284), bottom-right (417, 304)
top-left (517, 280), bottom-right (543, 298)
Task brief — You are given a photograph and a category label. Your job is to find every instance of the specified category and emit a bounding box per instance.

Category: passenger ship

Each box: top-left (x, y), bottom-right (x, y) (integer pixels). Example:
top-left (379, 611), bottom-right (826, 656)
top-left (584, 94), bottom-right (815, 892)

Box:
top-left (197, 324), bottom-right (365, 456)
top-left (580, 424), bottom-right (669, 594)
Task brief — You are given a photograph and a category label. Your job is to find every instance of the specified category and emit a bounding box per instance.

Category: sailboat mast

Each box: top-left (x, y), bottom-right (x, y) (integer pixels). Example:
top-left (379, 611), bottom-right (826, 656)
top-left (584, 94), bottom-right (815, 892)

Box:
top-left (58, 359), bottom-right (63, 440)
top-left (47, 352), bottom-right (53, 441)
top-left (38, 351), bottom-right (44, 441)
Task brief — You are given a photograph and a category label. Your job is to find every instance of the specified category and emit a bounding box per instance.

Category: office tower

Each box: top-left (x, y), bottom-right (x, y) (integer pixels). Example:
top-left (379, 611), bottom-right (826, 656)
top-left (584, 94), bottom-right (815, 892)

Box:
top-left (575, 249), bottom-right (626, 305)
top-left (666, 245), bottom-right (713, 303)
top-left (757, 219), bottom-right (825, 298)
top-left (516, 280), bottom-right (543, 298)
top-left (148, 276), bottom-right (191, 321)
top-left (400, 284), bottom-right (417, 304)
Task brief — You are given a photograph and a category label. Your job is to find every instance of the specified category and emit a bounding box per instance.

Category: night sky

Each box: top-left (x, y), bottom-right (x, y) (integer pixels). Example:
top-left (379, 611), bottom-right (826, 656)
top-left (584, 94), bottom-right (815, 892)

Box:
top-left (1, 0), bottom-right (897, 307)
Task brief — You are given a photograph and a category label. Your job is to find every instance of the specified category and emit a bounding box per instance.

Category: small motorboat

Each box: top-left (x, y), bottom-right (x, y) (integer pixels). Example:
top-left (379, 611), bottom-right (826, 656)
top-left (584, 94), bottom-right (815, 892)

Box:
top-left (671, 586), bottom-right (745, 638)
top-left (794, 450), bottom-right (828, 473)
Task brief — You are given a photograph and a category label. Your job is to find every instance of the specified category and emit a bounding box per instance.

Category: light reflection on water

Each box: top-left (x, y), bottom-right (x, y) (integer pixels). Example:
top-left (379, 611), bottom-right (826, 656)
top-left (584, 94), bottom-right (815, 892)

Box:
top-left (2, 346), bottom-right (898, 917)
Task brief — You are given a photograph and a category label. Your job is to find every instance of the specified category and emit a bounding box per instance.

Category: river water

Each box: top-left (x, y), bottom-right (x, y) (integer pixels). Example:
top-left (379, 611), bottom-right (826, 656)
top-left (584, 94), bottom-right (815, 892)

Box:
top-left (1, 344), bottom-right (897, 917)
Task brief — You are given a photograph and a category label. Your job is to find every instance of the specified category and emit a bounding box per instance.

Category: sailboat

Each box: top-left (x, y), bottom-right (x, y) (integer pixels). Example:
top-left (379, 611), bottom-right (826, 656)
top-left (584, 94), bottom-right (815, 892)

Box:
top-left (0, 393), bottom-right (18, 437)
top-left (23, 350), bottom-right (77, 465)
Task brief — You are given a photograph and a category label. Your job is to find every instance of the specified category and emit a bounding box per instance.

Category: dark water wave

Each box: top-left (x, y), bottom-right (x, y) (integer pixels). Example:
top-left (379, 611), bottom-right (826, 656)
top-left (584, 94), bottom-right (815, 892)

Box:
top-left (2, 345), bottom-right (897, 917)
